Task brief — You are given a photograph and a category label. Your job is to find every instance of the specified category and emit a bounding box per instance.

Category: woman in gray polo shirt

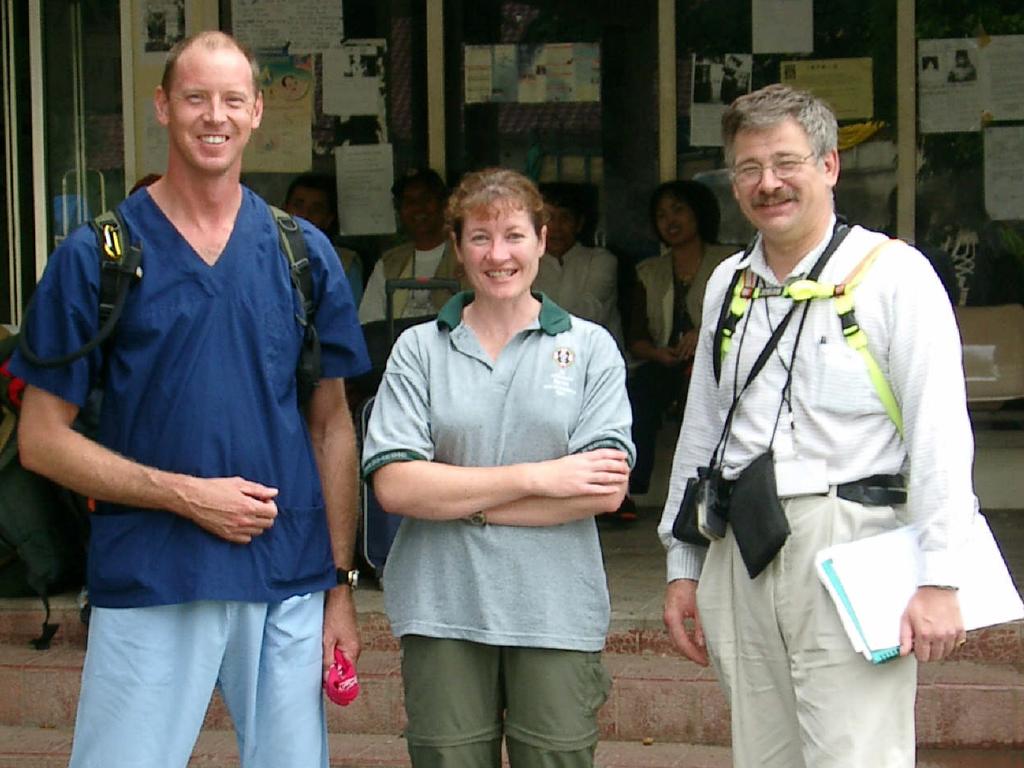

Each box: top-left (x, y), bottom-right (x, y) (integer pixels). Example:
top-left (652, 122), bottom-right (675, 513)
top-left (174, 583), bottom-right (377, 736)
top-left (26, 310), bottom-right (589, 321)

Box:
top-left (362, 167), bottom-right (635, 768)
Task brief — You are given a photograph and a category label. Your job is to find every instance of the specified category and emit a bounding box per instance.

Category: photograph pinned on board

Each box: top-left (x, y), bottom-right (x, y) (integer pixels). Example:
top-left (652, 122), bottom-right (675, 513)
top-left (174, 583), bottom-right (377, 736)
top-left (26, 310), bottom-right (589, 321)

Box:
top-left (143, 0), bottom-right (185, 53)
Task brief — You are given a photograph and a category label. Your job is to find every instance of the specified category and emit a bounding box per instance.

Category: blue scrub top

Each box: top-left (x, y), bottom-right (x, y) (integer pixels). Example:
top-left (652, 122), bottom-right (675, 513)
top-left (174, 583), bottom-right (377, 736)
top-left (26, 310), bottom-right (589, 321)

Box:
top-left (11, 187), bottom-right (370, 607)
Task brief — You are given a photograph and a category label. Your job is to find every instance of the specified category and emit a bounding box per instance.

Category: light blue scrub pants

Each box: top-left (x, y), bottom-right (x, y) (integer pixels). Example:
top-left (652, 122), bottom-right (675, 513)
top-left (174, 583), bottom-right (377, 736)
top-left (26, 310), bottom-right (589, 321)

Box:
top-left (69, 593), bottom-right (327, 768)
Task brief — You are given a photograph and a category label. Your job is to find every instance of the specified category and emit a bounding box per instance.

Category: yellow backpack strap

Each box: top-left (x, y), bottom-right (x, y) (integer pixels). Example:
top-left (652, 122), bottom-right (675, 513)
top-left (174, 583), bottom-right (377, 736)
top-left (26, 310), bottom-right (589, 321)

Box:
top-left (715, 269), bottom-right (755, 378)
top-left (713, 237), bottom-right (904, 435)
top-left (833, 238), bottom-right (903, 436)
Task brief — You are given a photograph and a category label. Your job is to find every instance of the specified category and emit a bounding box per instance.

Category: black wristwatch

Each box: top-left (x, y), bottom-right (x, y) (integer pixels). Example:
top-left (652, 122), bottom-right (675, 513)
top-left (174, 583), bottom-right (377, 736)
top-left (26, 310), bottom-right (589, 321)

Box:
top-left (336, 568), bottom-right (359, 589)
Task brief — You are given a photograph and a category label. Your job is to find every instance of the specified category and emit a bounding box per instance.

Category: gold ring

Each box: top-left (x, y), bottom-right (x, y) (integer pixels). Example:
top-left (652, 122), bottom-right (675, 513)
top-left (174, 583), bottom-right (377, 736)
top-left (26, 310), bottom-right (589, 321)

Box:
top-left (955, 638), bottom-right (967, 648)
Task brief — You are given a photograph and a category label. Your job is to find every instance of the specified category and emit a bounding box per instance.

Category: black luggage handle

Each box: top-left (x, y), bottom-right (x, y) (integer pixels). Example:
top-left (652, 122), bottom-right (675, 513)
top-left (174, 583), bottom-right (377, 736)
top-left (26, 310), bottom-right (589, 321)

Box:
top-left (384, 277), bottom-right (461, 294)
top-left (384, 277), bottom-right (461, 344)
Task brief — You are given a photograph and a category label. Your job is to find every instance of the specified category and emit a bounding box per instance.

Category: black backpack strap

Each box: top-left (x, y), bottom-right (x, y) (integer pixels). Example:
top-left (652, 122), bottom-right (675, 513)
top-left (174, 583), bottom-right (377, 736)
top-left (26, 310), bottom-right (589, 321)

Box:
top-left (269, 206), bottom-right (321, 406)
top-left (90, 208), bottom-right (140, 331)
top-left (269, 205), bottom-right (315, 323)
top-left (19, 207), bottom-right (142, 369)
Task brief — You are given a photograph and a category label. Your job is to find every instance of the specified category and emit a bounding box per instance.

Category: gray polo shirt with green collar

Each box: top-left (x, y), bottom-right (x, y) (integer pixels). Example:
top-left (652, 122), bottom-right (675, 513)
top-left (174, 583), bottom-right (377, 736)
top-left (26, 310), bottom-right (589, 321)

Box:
top-left (362, 291), bottom-right (634, 651)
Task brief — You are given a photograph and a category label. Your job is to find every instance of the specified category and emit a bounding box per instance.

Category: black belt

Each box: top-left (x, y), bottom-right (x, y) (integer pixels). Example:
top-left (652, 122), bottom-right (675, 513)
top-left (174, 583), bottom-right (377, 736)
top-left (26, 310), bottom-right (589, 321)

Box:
top-left (835, 474), bottom-right (906, 506)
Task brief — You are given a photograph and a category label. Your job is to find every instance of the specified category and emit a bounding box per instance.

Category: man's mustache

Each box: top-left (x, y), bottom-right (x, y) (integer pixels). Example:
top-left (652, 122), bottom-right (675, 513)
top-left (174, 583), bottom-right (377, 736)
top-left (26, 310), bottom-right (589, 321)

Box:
top-left (754, 193), bottom-right (797, 207)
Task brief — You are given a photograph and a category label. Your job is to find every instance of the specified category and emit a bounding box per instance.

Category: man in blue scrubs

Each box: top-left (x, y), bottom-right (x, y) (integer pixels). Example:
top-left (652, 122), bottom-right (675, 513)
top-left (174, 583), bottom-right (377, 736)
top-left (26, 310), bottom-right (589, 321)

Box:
top-left (11, 31), bottom-right (369, 767)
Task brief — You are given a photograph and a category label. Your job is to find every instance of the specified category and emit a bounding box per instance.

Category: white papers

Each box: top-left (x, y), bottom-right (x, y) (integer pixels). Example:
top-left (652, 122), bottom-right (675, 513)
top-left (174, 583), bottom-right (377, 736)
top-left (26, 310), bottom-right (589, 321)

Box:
top-left (139, 0), bottom-right (186, 57)
top-left (918, 39), bottom-right (982, 133)
top-left (919, 36), bottom-right (1024, 132)
top-left (984, 126), bottom-right (1024, 221)
top-left (463, 43), bottom-right (601, 104)
top-left (334, 144), bottom-right (396, 236)
top-left (492, 45), bottom-right (519, 102)
top-left (464, 45), bottom-right (495, 104)
top-left (323, 41), bottom-right (387, 120)
top-left (815, 515), bottom-right (1024, 663)
top-left (752, 0), bottom-right (812, 54)
top-left (231, 0), bottom-right (344, 53)
top-left (132, 1), bottom-right (186, 176)
top-left (140, 105), bottom-right (168, 177)
top-left (690, 54), bottom-right (753, 147)
top-left (980, 35), bottom-right (1024, 122)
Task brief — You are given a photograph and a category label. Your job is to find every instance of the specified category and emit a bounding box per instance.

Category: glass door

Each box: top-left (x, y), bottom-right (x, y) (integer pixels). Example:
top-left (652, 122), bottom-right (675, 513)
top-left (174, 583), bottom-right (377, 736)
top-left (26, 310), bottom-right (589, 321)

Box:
top-left (1, 0), bottom-right (31, 326)
top-left (40, 0), bottom-right (125, 252)
top-left (2, 0), bottom-right (124, 326)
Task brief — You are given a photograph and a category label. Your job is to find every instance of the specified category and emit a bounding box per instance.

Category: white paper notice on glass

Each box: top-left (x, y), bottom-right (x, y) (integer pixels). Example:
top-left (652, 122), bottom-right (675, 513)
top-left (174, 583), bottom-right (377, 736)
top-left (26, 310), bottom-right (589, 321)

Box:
top-left (984, 126), bottom-right (1024, 222)
top-left (231, 0), bottom-right (344, 53)
top-left (815, 514), bottom-right (1024, 664)
top-left (138, 0), bottom-right (187, 60)
top-left (752, 0), bottom-right (812, 54)
top-left (323, 40), bottom-right (387, 119)
top-left (464, 45), bottom-right (494, 104)
top-left (140, 106), bottom-right (169, 177)
top-left (690, 53), bottom-right (753, 147)
top-left (334, 144), bottom-right (396, 236)
top-left (980, 35), bottom-right (1024, 122)
top-left (517, 45), bottom-right (547, 104)
top-left (918, 39), bottom-right (982, 134)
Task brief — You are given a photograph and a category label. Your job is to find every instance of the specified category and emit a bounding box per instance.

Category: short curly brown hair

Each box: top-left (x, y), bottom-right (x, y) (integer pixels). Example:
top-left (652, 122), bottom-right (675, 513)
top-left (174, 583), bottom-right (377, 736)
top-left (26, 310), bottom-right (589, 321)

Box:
top-left (446, 168), bottom-right (548, 241)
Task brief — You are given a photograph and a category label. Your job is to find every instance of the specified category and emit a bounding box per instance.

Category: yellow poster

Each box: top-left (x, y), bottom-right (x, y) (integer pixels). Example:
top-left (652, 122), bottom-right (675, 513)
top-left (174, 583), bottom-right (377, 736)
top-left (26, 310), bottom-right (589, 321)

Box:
top-left (244, 54), bottom-right (314, 173)
top-left (780, 58), bottom-right (874, 121)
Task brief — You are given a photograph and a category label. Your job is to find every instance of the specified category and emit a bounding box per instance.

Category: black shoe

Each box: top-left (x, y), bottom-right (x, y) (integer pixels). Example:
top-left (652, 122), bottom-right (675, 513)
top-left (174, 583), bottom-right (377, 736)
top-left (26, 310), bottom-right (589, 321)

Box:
top-left (614, 495), bottom-right (638, 523)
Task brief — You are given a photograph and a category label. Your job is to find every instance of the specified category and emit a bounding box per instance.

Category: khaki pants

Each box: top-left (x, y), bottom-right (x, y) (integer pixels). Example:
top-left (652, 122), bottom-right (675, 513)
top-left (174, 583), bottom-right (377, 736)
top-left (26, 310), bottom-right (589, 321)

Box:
top-left (399, 636), bottom-right (611, 768)
top-left (697, 493), bottom-right (917, 768)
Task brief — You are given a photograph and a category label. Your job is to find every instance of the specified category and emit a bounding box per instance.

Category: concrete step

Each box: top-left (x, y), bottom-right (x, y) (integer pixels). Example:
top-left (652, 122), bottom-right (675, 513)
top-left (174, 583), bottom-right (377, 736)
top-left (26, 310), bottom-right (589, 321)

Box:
top-left (0, 724), bottom-right (412, 767)
top-left (2, 595), bottom-right (1022, 664)
top-left (2, 725), bottom-right (1022, 768)
top-left (1, 642), bottom-right (1022, 750)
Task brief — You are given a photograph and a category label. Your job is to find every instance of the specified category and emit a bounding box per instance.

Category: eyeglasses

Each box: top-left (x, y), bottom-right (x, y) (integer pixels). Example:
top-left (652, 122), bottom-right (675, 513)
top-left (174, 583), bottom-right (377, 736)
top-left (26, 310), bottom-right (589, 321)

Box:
top-left (730, 153), bottom-right (817, 187)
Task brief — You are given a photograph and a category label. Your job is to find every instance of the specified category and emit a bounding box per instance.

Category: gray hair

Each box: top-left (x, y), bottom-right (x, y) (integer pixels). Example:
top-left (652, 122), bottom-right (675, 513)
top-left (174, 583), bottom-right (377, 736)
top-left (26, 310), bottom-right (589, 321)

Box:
top-left (721, 84), bottom-right (838, 164)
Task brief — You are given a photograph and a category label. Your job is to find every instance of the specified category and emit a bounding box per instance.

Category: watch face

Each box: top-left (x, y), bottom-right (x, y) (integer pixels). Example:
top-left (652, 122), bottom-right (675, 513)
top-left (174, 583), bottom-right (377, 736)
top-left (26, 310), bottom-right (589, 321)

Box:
top-left (339, 569), bottom-right (359, 589)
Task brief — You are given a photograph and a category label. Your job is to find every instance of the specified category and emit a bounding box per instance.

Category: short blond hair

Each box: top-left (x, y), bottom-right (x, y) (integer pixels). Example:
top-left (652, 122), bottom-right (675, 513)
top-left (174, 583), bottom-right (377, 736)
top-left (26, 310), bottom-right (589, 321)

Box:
top-left (161, 31), bottom-right (261, 96)
top-left (446, 168), bottom-right (547, 240)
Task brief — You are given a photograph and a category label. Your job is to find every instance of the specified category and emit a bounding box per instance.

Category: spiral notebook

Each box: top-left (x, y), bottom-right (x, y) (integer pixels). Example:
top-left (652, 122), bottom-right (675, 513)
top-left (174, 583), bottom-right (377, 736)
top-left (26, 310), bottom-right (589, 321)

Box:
top-left (815, 514), bottom-right (1024, 664)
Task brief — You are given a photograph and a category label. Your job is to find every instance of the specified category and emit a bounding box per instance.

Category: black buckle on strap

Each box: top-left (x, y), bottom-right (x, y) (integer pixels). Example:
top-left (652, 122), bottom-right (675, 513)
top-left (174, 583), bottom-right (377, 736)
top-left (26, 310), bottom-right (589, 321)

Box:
top-left (836, 474), bottom-right (906, 506)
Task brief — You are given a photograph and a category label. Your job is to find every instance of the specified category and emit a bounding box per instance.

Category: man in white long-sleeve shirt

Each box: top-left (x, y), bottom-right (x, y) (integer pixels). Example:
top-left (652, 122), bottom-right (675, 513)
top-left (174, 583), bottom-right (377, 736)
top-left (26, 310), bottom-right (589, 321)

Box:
top-left (658, 84), bottom-right (974, 768)
top-left (533, 182), bottom-right (624, 349)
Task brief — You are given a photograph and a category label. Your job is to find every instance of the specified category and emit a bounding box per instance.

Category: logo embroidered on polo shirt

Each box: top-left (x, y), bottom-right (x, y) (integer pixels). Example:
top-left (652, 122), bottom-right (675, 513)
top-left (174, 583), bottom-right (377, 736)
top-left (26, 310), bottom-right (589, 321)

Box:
top-left (553, 347), bottom-right (575, 368)
top-left (545, 347), bottom-right (577, 397)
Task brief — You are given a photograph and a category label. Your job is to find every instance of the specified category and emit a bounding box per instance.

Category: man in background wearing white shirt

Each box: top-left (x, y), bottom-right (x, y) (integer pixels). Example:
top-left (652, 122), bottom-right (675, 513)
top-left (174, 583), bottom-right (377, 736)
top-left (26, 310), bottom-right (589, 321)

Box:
top-left (533, 182), bottom-right (624, 349)
top-left (358, 168), bottom-right (462, 324)
top-left (659, 84), bottom-right (974, 767)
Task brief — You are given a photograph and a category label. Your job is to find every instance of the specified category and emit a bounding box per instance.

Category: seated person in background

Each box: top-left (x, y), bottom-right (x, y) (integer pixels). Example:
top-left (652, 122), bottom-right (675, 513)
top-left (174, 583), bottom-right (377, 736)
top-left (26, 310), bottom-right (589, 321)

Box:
top-left (918, 173), bottom-right (1024, 308)
top-left (622, 180), bottom-right (731, 518)
top-left (883, 188), bottom-right (958, 305)
top-left (533, 182), bottom-right (624, 347)
top-left (358, 169), bottom-right (462, 324)
top-left (283, 173), bottom-right (364, 307)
